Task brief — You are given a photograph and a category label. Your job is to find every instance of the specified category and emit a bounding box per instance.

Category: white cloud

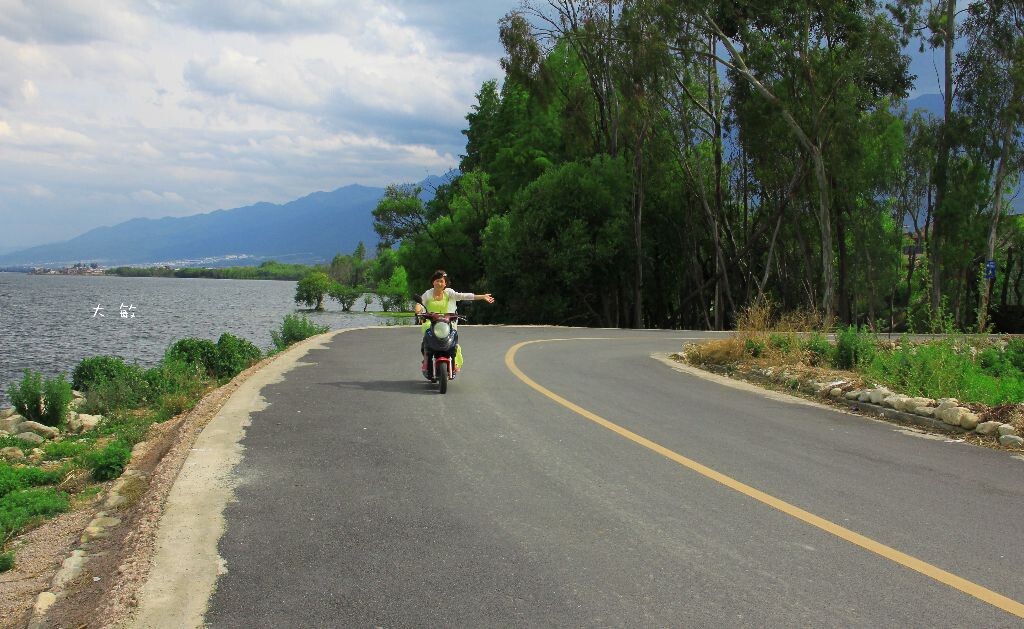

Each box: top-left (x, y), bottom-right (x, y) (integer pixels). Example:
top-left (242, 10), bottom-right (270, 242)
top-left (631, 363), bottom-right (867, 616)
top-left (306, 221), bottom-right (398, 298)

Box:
top-left (137, 141), bottom-right (162, 158)
top-left (131, 189), bottom-right (185, 204)
top-left (184, 47), bottom-right (328, 109)
top-left (24, 183), bottom-right (53, 197)
top-left (18, 78), bottom-right (37, 101)
top-left (0, 0), bottom-right (147, 44)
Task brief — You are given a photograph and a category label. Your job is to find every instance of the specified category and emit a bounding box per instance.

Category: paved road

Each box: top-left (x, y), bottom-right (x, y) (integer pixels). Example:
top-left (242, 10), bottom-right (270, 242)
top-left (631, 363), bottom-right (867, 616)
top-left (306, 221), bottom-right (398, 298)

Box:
top-left (169, 326), bottom-right (1022, 627)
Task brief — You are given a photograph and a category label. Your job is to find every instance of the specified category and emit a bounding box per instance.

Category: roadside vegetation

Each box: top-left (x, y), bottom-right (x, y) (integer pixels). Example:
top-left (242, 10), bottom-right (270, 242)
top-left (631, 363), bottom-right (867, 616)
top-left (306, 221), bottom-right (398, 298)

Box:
top-left (0, 314), bottom-right (329, 572)
top-left (682, 301), bottom-right (1024, 436)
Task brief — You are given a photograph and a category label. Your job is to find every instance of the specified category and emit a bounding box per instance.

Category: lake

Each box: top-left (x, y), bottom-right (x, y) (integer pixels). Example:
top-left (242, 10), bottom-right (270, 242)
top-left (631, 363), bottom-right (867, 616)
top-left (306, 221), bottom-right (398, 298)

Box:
top-left (0, 273), bottom-right (407, 408)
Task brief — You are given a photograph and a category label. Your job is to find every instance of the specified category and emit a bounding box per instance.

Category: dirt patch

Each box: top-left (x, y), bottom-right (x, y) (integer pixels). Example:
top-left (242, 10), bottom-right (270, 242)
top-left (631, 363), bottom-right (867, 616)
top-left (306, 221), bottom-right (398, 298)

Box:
top-left (0, 350), bottom-right (290, 629)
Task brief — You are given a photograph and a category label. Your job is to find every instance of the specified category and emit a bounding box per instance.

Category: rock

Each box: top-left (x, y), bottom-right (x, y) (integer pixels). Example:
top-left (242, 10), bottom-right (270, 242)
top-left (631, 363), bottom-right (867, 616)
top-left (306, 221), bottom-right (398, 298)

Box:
top-left (999, 435), bottom-right (1024, 447)
top-left (28, 448), bottom-right (44, 464)
top-left (883, 394), bottom-right (909, 410)
top-left (958, 411), bottom-right (979, 431)
top-left (844, 390), bottom-right (861, 400)
top-left (32, 592), bottom-right (57, 616)
top-left (71, 390), bottom-right (85, 400)
top-left (937, 398), bottom-right (960, 408)
top-left (52, 550), bottom-right (87, 590)
top-left (20, 420), bottom-right (59, 439)
top-left (829, 387), bottom-right (843, 398)
top-left (15, 432), bottom-right (45, 444)
top-left (0, 446), bottom-right (25, 461)
top-left (936, 407), bottom-right (961, 426)
top-left (975, 421), bottom-right (1002, 436)
top-left (908, 397), bottom-right (935, 409)
top-left (73, 413), bottom-right (103, 433)
top-left (868, 388), bottom-right (892, 405)
top-left (69, 397), bottom-right (85, 411)
top-left (857, 390), bottom-right (871, 403)
top-left (0, 413), bottom-right (24, 434)
top-left (0, 407), bottom-right (15, 419)
top-left (913, 407), bottom-right (935, 418)
top-left (998, 424), bottom-right (1019, 437)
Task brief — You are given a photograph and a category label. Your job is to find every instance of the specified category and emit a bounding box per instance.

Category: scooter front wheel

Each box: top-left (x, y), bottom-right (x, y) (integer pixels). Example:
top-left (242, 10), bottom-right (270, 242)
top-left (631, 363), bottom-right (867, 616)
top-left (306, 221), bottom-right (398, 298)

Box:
top-left (437, 361), bottom-right (449, 394)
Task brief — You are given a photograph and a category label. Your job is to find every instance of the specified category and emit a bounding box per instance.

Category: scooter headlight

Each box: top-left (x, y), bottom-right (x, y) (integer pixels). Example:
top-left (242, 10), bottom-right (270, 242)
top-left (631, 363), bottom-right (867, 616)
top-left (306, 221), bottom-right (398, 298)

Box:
top-left (433, 320), bottom-right (451, 338)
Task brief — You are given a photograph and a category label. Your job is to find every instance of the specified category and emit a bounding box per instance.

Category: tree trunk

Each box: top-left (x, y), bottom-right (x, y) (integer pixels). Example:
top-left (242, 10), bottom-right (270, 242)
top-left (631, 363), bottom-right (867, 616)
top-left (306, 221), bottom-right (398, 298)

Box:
top-left (930, 0), bottom-right (957, 314)
top-left (1001, 247), bottom-right (1013, 308)
top-left (977, 99), bottom-right (1017, 330)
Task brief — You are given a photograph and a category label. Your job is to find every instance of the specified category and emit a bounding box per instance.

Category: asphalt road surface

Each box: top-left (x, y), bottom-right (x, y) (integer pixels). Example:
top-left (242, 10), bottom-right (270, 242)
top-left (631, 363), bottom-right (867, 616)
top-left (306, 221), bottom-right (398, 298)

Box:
top-left (181, 326), bottom-right (1023, 627)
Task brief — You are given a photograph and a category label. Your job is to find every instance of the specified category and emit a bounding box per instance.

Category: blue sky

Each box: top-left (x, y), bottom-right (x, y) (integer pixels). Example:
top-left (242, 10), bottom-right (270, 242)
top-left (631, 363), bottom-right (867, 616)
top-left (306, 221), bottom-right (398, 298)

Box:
top-left (0, 1), bottom-right (949, 250)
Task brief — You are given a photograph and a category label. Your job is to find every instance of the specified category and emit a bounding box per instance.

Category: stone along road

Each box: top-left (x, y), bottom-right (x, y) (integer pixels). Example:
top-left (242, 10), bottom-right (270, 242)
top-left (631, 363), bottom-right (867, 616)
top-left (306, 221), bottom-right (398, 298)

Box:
top-left (133, 326), bottom-right (1024, 627)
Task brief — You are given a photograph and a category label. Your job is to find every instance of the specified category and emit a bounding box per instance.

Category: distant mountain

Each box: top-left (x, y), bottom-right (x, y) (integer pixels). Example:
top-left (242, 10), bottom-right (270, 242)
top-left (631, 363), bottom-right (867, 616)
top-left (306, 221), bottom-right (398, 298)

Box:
top-left (905, 92), bottom-right (943, 117)
top-left (0, 171), bottom-right (458, 268)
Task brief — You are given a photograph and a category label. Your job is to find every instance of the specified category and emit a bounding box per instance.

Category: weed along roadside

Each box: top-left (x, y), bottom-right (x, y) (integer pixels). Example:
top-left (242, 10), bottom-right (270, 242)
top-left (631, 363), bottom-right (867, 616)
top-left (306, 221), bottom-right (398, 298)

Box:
top-left (675, 305), bottom-right (1024, 452)
top-left (0, 314), bottom-right (330, 627)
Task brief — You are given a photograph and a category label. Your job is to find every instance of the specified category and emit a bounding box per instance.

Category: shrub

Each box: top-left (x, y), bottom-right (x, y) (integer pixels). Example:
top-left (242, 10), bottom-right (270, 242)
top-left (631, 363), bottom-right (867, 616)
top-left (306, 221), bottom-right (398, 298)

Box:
top-left (802, 333), bottom-right (833, 366)
top-left (7, 370), bottom-right (43, 422)
top-left (863, 340), bottom-right (1024, 405)
top-left (271, 314), bottom-right (329, 351)
top-left (768, 333), bottom-right (794, 355)
top-left (83, 440), bottom-right (131, 481)
top-left (7, 370), bottom-right (73, 426)
top-left (41, 374), bottom-right (72, 427)
top-left (744, 338), bottom-right (766, 358)
top-left (1006, 338), bottom-right (1024, 372)
top-left (144, 358), bottom-right (210, 421)
top-left (213, 333), bottom-right (262, 380)
top-left (165, 338), bottom-right (219, 376)
top-left (329, 283), bottom-right (362, 312)
top-left (0, 463), bottom-right (64, 500)
top-left (72, 356), bottom-right (135, 392)
top-left (80, 365), bottom-right (149, 415)
top-left (0, 487), bottom-right (69, 541)
top-left (0, 550), bottom-right (12, 573)
top-left (834, 326), bottom-right (876, 369)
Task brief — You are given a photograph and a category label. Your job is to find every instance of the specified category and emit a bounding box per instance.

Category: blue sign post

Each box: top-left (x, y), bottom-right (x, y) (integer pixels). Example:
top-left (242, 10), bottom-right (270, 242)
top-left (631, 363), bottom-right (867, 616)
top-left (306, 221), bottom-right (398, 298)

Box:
top-left (984, 260), bottom-right (997, 280)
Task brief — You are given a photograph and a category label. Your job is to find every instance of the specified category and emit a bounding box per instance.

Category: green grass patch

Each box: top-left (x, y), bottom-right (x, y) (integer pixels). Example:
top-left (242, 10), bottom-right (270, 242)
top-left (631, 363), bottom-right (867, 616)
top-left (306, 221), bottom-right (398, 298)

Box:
top-left (80, 440), bottom-right (131, 481)
top-left (42, 438), bottom-right (95, 461)
top-left (0, 487), bottom-right (69, 542)
top-left (0, 463), bottom-right (65, 500)
top-left (0, 549), bottom-right (13, 572)
top-left (863, 340), bottom-right (1024, 405)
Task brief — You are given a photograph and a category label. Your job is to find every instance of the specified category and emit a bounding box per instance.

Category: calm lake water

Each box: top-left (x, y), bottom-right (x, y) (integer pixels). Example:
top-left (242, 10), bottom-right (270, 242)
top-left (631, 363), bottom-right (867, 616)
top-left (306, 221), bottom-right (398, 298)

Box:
top-left (0, 273), bottom-right (407, 408)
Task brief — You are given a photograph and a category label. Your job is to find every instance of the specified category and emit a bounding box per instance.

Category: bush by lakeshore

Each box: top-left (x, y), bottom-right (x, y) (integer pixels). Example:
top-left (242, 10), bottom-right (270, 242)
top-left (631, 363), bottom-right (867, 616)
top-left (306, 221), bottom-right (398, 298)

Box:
top-left (0, 314), bottom-right (329, 569)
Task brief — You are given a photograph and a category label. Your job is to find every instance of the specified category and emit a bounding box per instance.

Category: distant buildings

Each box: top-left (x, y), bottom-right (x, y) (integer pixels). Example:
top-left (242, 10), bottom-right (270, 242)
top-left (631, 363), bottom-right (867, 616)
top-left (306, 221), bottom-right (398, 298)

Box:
top-left (29, 263), bottom-right (107, 276)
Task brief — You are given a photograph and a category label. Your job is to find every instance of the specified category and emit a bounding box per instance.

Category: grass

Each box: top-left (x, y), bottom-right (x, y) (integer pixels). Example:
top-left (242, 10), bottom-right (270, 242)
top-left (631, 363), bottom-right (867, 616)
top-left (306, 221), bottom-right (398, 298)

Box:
top-left (683, 301), bottom-right (1024, 408)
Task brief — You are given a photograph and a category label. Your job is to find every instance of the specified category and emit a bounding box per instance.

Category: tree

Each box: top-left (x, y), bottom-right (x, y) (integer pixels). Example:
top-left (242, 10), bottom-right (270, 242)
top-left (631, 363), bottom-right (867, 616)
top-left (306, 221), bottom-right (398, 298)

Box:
top-left (295, 271), bottom-right (332, 311)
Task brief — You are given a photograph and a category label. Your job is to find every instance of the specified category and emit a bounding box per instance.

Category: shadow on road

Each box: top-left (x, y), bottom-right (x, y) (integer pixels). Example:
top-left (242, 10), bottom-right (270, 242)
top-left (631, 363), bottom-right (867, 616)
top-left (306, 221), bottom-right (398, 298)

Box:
top-left (320, 379), bottom-right (437, 395)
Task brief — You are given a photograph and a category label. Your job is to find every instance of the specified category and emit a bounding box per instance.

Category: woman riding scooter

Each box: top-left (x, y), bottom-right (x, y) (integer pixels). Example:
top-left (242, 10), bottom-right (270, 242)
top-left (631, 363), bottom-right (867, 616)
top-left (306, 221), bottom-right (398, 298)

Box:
top-left (413, 270), bottom-right (495, 374)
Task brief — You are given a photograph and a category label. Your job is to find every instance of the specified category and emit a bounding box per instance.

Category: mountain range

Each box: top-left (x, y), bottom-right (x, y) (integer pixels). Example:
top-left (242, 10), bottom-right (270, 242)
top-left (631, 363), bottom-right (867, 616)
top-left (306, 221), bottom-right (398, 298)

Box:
top-left (0, 173), bottom-right (454, 269)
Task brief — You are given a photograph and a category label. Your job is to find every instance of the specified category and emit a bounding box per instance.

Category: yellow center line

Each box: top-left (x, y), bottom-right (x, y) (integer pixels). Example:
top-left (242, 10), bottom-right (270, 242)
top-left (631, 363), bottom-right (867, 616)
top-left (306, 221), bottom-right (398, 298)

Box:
top-left (505, 338), bottom-right (1024, 620)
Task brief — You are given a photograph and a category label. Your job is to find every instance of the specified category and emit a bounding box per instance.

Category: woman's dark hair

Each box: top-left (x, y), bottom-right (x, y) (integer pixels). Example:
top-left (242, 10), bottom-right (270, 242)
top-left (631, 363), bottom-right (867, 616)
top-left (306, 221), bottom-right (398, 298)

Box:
top-left (431, 270), bottom-right (448, 282)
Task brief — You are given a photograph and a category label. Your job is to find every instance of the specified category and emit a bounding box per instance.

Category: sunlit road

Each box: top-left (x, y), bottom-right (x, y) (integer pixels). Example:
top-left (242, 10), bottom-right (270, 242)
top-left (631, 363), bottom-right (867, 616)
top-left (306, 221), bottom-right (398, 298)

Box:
top-left (188, 326), bottom-right (1023, 627)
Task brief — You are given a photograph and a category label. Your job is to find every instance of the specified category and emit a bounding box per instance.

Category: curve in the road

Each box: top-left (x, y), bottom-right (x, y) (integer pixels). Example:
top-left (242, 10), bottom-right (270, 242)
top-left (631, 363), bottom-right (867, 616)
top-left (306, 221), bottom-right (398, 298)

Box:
top-left (505, 337), bottom-right (1024, 621)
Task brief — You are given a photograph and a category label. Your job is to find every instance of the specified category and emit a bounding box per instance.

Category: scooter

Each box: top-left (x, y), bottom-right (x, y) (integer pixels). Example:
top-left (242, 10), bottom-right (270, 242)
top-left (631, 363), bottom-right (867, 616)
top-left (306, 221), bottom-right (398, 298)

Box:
top-left (415, 299), bottom-right (466, 394)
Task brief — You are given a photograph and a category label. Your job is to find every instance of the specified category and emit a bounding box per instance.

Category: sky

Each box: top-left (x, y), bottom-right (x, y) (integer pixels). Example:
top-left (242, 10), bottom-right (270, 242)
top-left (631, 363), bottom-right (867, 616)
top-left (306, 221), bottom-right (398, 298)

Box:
top-left (0, 0), bottom-right (513, 249)
top-left (0, 1), bottom-right (948, 251)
